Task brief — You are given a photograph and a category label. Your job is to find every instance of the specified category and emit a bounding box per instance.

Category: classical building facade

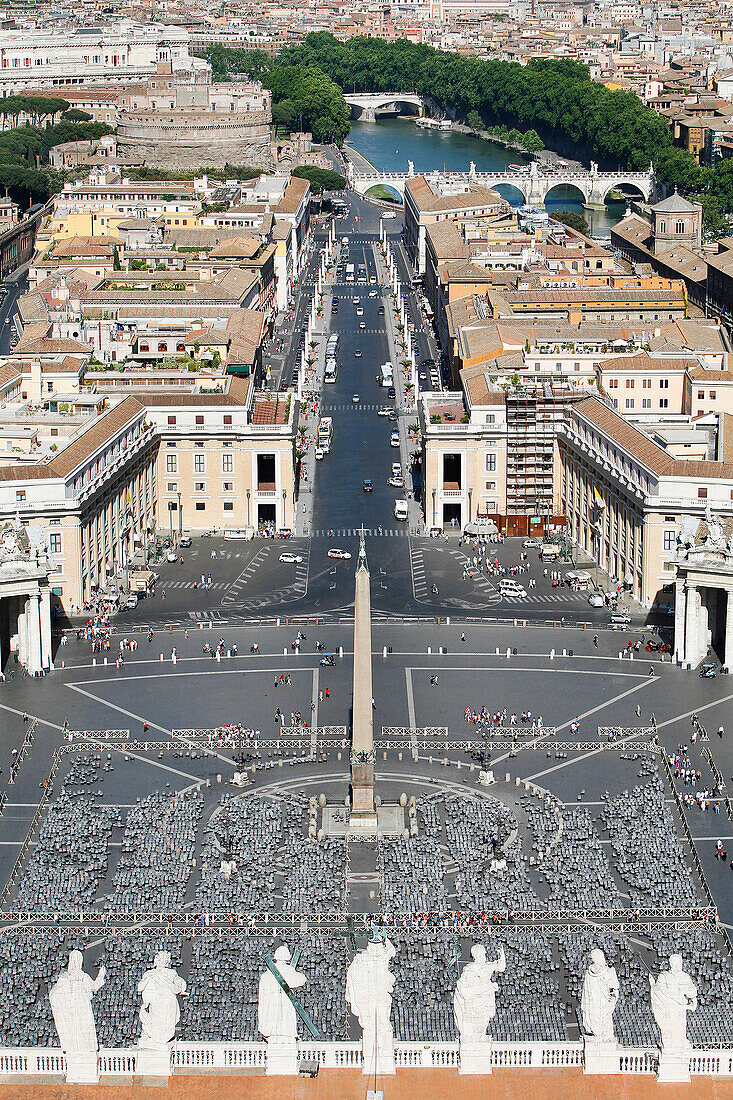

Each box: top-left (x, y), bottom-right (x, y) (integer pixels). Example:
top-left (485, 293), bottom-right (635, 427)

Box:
top-left (0, 519), bottom-right (54, 676)
top-left (673, 516), bottom-right (733, 668)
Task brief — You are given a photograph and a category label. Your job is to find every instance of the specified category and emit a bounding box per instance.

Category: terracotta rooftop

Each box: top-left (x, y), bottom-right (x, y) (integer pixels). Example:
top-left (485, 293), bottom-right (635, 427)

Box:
top-left (250, 395), bottom-right (289, 425)
top-left (0, 1067), bottom-right (730, 1100)
top-left (48, 396), bottom-right (145, 477)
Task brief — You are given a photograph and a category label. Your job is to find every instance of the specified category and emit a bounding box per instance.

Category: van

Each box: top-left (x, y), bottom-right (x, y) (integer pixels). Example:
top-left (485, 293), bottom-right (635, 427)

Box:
top-left (394, 500), bottom-right (409, 521)
top-left (610, 609), bottom-right (631, 625)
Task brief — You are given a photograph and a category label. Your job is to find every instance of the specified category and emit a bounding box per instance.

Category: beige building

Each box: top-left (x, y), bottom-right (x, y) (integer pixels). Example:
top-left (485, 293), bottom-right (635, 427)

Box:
top-left (404, 174), bottom-right (508, 274)
top-left (0, 377), bottom-right (296, 612)
top-left (558, 397), bottom-right (733, 608)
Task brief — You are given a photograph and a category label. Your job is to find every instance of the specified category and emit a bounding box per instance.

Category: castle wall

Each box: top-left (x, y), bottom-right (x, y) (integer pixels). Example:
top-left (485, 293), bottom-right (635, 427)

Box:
top-left (117, 112), bottom-right (272, 169)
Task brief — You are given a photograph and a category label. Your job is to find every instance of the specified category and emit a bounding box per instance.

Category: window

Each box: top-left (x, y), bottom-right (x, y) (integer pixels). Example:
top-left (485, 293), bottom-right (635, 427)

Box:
top-left (663, 530), bottom-right (676, 551)
top-left (224, 501), bottom-right (234, 511)
top-left (166, 455), bottom-right (177, 473)
top-left (166, 482), bottom-right (178, 492)
top-left (698, 390), bottom-right (705, 400)
top-left (485, 481), bottom-right (496, 490)
top-left (484, 413), bottom-right (495, 424)
top-left (222, 481), bottom-right (234, 492)
top-left (675, 220), bottom-right (685, 234)
top-left (659, 379), bottom-right (669, 389)
top-left (642, 379), bottom-right (651, 389)
top-left (49, 532), bottom-right (62, 555)
top-left (15, 490), bottom-right (25, 501)
top-left (195, 415), bottom-right (204, 426)
top-left (710, 390), bottom-right (717, 400)
top-left (609, 379), bottom-right (618, 389)
top-left (659, 398), bottom-right (669, 409)
top-left (642, 398), bottom-right (651, 408)
top-left (222, 454), bottom-right (234, 474)
top-left (195, 502), bottom-right (206, 511)
top-left (625, 379), bottom-right (634, 388)
top-left (194, 481), bottom-right (206, 492)
top-left (167, 415), bottom-right (176, 426)
top-left (485, 453), bottom-right (496, 473)
top-left (224, 414), bottom-right (232, 426)
top-left (625, 398), bottom-right (635, 409)
top-left (194, 454), bottom-right (206, 473)
top-left (698, 487), bottom-right (707, 499)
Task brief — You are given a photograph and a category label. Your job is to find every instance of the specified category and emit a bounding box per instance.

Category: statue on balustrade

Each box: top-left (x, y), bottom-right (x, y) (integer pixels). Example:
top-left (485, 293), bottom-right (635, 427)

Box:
top-left (581, 949), bottom-right (619, 1044)
top-left (138, 951), bottom-right (186, 1051)
top-left (650, 954), bottom-right (697, 1053)
top-left (453, 943), bottom-right (506, 1044)
top-left (258, 945), bottom-right (306, 1046)
top-left (346, 931), bottom-right (396, 1076)
top-left (49, 950), bottom-right (106, 1084)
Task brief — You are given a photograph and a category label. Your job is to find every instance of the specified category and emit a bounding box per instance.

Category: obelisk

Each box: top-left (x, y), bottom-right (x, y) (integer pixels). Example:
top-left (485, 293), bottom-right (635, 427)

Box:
top-left (350, 527), bottom-right (378, 832)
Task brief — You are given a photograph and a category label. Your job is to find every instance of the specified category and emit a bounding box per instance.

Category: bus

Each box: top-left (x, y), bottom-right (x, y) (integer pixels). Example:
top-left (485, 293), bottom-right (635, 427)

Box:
top-left (345, 264), bottom-right (355, 284)
top-left (380, 363), bottom-right (394, 388)
top-left (325, 358), bottom-right (338, 383)
top-left (357, 263), bottom-right (367, 282)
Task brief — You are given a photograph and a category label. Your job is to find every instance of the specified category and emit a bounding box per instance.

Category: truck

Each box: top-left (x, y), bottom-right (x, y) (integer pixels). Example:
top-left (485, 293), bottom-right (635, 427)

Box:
top-left (380, 363), bottom-right (394, 388)
top-left (394, 500), bottom-right (409, 521)
top-left (345, 264), bottom-right (355, 284)
top-left (324, 358), bottom-right (338, 383)
top-left (318, 416), bottom-right (333, 447)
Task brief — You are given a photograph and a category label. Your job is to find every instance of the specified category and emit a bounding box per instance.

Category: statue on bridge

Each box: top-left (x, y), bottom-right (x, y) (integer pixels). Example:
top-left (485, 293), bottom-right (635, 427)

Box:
top-left (407, 159), bottom-right (415, 177)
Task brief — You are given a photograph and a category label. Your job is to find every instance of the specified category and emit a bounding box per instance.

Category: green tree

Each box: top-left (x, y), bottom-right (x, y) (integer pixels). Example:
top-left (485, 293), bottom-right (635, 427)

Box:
top-left (521, 129), bottom-right (544, 152)
top-left (291, 165), bottom-right (346, 193)
top-left (554, 209), bottom-right (589, 235)
top-left (466, 109), bottom-right (483, 133)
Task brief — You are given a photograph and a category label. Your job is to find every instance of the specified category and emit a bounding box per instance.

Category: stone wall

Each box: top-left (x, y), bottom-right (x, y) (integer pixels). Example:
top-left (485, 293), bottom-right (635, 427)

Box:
top-left (117, 111), bottom-right (272, 169)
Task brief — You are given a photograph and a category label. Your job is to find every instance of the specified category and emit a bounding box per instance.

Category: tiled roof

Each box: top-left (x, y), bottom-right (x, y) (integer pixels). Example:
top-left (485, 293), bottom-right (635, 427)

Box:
top-left (48, 396), bottom-right (145, 477)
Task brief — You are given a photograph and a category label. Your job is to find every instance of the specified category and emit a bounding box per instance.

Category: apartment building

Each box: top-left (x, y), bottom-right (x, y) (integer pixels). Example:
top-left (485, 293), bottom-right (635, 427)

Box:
top-left (404, 174), bottom-right (508, 275)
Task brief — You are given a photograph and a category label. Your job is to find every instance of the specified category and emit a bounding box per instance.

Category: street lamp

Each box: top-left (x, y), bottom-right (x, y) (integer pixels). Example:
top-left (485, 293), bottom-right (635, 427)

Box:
top-left (432, 488), bottom-right (436, 527)
top-left (282, 489), bottom-right (287, 529)
top-left (168, 500), bottom-right (174, 543)
top-left (176, 490), bottom-right (182, 545)
top-left (468, 488), bottom-right (472, 525)
top-left (246, 489), bottom-right (251, 527)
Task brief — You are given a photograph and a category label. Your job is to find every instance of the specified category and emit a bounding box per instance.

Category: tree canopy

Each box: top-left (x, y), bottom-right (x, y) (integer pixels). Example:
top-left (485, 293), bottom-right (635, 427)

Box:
top-left (291, 165), bottom-right (346, 193)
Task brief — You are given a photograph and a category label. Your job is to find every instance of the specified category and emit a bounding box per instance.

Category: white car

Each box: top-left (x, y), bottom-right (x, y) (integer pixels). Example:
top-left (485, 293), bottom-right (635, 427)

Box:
top-left (328, 549), bottom-right (352, 560)
top-left (377, 407), bottom-right (390, 417)
top-left (315, 447), bottom-right (324, 460)
top-left (279, 552), bottom-right (303, 564)
top-left (501, 586), bottom-right (528, 598)
top-left (356, 306), bottom-right (364, 316)
top-left (390, 432), bottom-right (400, 447)
top-left (523, 538), bottom-right (541, 548)
top-left (388, 475), bottom-right (405, 488)
top-left (166, 550), bottom-right (178, 563)
top-left (359, 321), bottom-right (366, 330)
top-left (369, 290), bottom-right (378, 298)
top-left (588, 592), bottom-right (605, 607)
top-left (352, 394), bottom-right (360, 403)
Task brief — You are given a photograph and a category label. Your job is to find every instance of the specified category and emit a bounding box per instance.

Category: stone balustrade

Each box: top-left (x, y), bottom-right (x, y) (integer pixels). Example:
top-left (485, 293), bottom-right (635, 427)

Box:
top-left (0, 1041), bottom-right (732, 1079)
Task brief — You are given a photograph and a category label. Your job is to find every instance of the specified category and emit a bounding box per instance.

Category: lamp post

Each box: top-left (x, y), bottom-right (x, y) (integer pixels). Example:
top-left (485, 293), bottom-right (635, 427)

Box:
top-left (468, 488), bottom-right (472, 527)
top-left (282, 489), bottom-right (287, 529)
top-left (432, 488), bottom-right (436, 527)
top-left (176, 490), bottom-right (182, 546)
top-left (246, 489), bottom-right (251, 527)
top-left (168, 501), bottom-right (174, 543)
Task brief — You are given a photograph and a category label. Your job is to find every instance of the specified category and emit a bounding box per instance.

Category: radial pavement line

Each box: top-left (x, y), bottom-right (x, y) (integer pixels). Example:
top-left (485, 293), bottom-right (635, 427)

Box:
top-left (0, 701), bottom-right (65, 733)
top-left (654, 691), bottom-right (733, 731)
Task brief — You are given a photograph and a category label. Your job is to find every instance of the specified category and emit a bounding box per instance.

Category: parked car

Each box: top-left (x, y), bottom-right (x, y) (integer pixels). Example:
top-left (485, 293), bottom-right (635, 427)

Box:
top-left (328, 549), bottom-right (352, 560)
top-left (588, 593), bottom-right (605, 608)
top-left (179, 534), bottom-right (192, 547)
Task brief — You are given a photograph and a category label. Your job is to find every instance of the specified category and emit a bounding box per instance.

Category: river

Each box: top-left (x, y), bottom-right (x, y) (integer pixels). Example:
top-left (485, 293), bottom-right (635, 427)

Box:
top-left (346, 116), bottom-right (625, 237)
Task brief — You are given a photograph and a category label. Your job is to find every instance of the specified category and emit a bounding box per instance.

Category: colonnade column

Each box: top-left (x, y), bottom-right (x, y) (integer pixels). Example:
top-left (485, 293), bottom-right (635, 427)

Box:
top-left (684, 585), bottom-right (700, 669)
top-left (26, 593), bottom-right (42, 676)
top-left (17, 596), bottom-right (27, 668)
top-left (725, 589), bottom-right (733, 670)
top-left (40, 588), bottom-right (52, 671)
top-left (674, 579), bottom-right (686, 665)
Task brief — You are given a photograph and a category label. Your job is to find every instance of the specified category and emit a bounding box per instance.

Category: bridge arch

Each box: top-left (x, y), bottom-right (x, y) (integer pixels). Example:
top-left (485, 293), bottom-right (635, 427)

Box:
top-left (601, 180), bottom-right (647, 206)
top-left (492, 182), bottom-right (527, 206)
top-left (543, 182), bottom-right (589, 208)
top-left (365, 182), bottom-right (403, 204)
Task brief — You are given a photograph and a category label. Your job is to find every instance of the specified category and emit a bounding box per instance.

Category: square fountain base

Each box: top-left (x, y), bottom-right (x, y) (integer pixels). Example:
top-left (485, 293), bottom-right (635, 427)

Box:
top-left (322, 804), bottom-right (405, 837)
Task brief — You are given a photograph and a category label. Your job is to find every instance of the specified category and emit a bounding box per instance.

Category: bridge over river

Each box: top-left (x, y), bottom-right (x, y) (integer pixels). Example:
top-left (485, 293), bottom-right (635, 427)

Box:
top-left (343, 93), bottom-right (426, 121)
top-left (347, 158), bottom-right (657, 208)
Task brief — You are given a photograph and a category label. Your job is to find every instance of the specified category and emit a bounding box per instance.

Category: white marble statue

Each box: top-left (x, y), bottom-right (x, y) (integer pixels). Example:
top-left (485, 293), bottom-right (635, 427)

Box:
top-left (454, 944), bottom-right (506, 1044)
top-left (137, 951), bottom-right (186, 1051)
top-left (407, 159), bottom-right (415, 177)
top-left (581, 949), bottom-right (619, 1043)
top-left (258, 945), bottom-right (306, 1046)
top-left (649, 955), bottom-right (697, 1053)
top-left (49, 951), bottom-right (105, 1083)
top-left (346, 934), bottom-right (396, 1076)
top-left (469, 160), bottom-right (477, 178)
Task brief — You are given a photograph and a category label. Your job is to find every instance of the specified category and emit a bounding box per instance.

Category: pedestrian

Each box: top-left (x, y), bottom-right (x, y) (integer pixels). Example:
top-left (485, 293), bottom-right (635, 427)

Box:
top-left (719, 725), bottom-right (725, 738)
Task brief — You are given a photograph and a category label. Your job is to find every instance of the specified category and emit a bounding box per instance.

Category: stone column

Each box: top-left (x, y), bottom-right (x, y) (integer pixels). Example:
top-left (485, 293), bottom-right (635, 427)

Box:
top-left (17, 597), bottom-right (28, 668)
top-left (674, 578), bottom-right (686, 664)
top-left (684, 585), bottom-right (700, 669)
top-left (27, 593), bottom-right (42, 676)
top-left (40, 588), bottom-right (52, 671)
top-left (724, 590), bottom-right (733, 671)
